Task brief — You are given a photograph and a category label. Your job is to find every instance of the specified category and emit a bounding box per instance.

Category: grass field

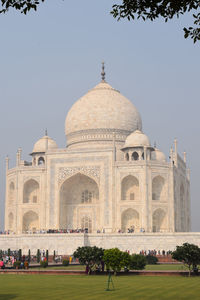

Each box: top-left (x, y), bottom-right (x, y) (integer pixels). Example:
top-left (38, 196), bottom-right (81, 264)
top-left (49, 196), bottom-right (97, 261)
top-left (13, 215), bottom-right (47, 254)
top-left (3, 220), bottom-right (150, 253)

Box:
top-left (0, 275), bottom-right (200, 300)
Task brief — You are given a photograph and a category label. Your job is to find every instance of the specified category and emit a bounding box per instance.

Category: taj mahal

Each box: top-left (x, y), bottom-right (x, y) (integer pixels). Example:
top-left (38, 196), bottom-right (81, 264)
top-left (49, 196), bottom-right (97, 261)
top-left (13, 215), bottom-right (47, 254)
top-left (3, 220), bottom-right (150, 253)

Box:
top-left (1, 65), bottom-right (198, 255)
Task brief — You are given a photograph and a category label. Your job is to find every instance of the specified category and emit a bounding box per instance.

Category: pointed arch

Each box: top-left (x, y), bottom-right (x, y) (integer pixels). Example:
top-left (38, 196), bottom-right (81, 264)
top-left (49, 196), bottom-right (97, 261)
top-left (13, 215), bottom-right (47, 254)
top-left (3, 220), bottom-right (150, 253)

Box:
top-left (22, 210), bottom-right (39, 232)
top-left (152, 175), bottom-right (165, 201)
top-left (9, 181), bottom-right (15, 204)
top-left (152, 208), bottom-right (167, 232)
top-left (59, 173), bottom-right (99, 230)
top-left (23, 179), bottom-right (39, 203)
top-left (8, 212), bottom-right (14, 231)
top-left (132, 152), bottom-right (139, 161)
top-left (121, 175), bottom-right (139, 201)
top-left (81, 215), bottom-right (92, 233)
top-left (121, 208), bottom-right (139, 232)
top-left (180, 183), bottom-right (185, 231)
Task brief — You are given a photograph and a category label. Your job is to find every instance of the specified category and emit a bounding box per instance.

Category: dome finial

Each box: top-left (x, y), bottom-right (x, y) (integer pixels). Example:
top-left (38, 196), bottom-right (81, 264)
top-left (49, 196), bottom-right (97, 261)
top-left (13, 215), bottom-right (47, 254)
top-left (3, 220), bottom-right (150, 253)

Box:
top-left (45, 128), bottom-right (48, 136)
top-left (101, 61), bottom-right (105, 82)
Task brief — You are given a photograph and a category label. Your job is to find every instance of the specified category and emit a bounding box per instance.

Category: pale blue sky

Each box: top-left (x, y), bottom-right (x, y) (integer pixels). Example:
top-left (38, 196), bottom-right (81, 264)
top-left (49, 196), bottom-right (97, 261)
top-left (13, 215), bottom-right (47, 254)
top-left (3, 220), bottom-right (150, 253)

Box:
top-left (0, 1), bottom-right (199, 230)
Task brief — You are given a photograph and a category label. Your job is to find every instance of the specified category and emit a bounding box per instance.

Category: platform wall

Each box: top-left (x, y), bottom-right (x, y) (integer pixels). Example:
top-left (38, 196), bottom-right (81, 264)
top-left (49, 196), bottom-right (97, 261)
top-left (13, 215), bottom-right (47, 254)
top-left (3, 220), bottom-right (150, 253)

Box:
top-left (0, 232), bottom-right (200, 255)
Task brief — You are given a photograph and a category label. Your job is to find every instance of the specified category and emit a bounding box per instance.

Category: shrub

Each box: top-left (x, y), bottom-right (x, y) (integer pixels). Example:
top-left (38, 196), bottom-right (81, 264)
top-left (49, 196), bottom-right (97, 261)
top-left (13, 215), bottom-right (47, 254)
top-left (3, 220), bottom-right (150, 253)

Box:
top-left (62, 259), bottom-right (69, 266)
top-left (103, 248), bottom-right (131, 274)
top-left (146, 255), bottom-right (158, 265)
top-left (28, 249), bottom-right (31, 262)
top-left (24, 261), bottom-right (29, 269)
top-left (40, 260), bottom-right (48, 268)
top-left (37, 249), bottom-right (40, 263)
top-left (13, 261), bottom-right (21, 269)
top-left (130, 254), bottom-right (147, 270)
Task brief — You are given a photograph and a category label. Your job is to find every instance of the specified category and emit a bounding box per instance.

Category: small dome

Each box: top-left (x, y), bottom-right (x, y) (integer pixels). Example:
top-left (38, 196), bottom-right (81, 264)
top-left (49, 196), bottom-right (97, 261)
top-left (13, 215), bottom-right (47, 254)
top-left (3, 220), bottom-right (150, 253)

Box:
top-left (32, 135), bottom-right (58, 153)
top-left (123, 130), bottom-right (150, 148)
top-left (151, 148), bottom-right (166, 162)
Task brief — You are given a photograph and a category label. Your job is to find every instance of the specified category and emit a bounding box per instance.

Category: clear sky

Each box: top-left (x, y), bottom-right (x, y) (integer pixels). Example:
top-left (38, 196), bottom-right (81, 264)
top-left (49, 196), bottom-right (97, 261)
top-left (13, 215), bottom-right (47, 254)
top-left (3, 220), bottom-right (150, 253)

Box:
top-left (0, 1), bottom-right (199, 231)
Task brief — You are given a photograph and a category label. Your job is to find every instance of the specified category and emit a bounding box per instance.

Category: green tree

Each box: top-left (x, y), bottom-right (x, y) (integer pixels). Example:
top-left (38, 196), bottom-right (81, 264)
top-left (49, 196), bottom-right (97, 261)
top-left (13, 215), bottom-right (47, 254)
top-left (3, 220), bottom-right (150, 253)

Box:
top-left (73, 246), bottom-right (104, 274)
top-left (111, 1), bottom-right (200, 43)
top-left (129, 254), bottom-right (147, 270)
top-left (172, 243), bottom-right (200, 276)
top-left (103, 248), bottom-right (131, 275)
top-left (18, 249), bottom-right (22, 261)
top-left (46, 249), bottom-right (48, 263)
top-left (1, 1), bottom-right (199, 43)
top-left (28, 249), bottom-right (31, 263)
top-left (0, 0), bottom-right (45, 14)
top-left (37, 249), bottom-right (40, 263)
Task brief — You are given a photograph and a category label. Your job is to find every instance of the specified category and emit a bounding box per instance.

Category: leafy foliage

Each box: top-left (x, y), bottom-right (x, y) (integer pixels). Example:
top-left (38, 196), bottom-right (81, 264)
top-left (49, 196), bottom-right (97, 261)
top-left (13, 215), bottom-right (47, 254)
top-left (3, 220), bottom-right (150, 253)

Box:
top-left (40, 260), bottom-right (48, 268)
top-left (0, 0), bottom-right (45, 14)
top-left (13, 260), bottom-right (21, 269)
top-left (103, 248), bottom-right (131, 274)
top-left (1, 0), bottom-right (199, 42)
top-left (62, 259), bottom-right (69, 266)
top-left (172, 243), bottom-right (200, 276)
top-left (130, 254), bottom-right (147, 270)
top-left (145, 254), bottom-right (158, 265)
top-left (73, 246), bottom-right (104, 274)
top-left (111, 0), bottom-right (200, 43)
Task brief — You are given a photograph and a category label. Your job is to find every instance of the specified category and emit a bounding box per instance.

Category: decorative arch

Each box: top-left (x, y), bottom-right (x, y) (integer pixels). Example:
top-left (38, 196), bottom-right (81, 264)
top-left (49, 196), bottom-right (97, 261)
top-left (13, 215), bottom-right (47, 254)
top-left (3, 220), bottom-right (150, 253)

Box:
top-left (125, 153), bottom-right (129, 161)
top-left (59, 173), bottom-right (99, 230)
top-left (121, 208), bottom-right (139, 232)
top-left (22, 210), bottom-right (39, 232)
top-left (23, 179), bottom-right (39, 203)
top-left (81, 215), bottom-right (92, 233)
top-left (132, 152), bottom-right (139, 161)
top-left (121, 175), bottom-right (139, 201)
top-left (8, 212), bottom-right (14, 231)
top-left (152, 208), bottom-right (167, 232)
top-left (9, 181), bottom-right (15, 204)
top-left (180, 183), bottom-right (185, 231)
top-left (38, 157), bottom-right (45, 165)
top-left (152, 175), bottom-right (165, 201)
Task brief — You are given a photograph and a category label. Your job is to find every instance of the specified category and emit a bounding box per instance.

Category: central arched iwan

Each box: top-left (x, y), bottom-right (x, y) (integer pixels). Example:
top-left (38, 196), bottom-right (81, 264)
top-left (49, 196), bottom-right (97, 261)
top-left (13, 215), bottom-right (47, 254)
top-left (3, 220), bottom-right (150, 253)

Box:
top-left (59, 173), bottom-right (99, 231)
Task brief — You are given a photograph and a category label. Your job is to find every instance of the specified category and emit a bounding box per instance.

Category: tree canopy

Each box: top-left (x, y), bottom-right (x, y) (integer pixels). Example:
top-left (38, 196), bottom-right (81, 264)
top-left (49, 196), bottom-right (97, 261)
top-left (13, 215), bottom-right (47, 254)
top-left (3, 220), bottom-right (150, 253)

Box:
top-left (111, 1), bottom-right (200, 43)
top-left (0, 0), bottom-right (45, 14)
top-left (172, 243), bottom-right (200, 276)
top-left (73, 246), bottom-right (104, 274)
top-left (0, 1), bottom-right (199, 43)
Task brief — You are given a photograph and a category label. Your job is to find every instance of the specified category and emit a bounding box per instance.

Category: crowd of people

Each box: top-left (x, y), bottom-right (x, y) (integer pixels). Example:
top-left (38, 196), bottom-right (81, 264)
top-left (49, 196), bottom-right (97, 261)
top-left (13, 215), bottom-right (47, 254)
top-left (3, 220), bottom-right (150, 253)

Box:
top-left (140, 249), bottom-right (172, 256)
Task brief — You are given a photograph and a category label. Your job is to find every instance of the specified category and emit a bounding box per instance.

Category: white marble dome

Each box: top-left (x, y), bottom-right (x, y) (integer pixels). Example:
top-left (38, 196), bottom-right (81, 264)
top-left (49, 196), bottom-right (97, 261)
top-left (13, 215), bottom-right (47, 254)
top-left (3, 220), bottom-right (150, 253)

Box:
top-left (151, 148), bottom-right (166, 162)
top-left (32, 135), bottom-right (58, 153)
top-left (65, 81), bottom-right (142, 147)
top-left (123, 130), bottom-right (150, 148)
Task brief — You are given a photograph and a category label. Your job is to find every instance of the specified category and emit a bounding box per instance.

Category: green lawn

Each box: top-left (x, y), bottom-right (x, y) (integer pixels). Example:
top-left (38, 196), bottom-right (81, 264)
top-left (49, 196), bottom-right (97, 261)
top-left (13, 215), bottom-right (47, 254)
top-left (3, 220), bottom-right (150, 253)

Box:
top-left (0, 275), bottom-right (200, 300)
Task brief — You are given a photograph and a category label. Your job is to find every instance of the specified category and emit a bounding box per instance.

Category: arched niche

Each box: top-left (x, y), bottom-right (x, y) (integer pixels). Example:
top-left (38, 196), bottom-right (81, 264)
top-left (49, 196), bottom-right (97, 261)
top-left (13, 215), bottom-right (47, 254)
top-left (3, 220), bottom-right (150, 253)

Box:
top-left (121, 208), bottom-right (139, 232)
top-left (152, 176), bottom-right (165, 201)
top-left (180, 183), bottom-right (185, 231)
top-left (38, 157), bottom-right (45, 165)
top-left (125, 153), bottom-right (129, 161)
top-left (152, 208), bottom-right (167, 232)
top-left (23, 179), bottom-right (39, 203)
top-left (132, 152), bottom-right (139, 161)
top-left (121, 175), bottom-right (139, 201)
top-left (81, 215), bottom-right (92, 233)
top-left (8, 212), bottom-right (14, 231)
top-left (59, 173), bottom-right (99, 230)
top-left (9, 182), bottom-right (15, 204)
top-left (22, 211), bottom-right (39, 232)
